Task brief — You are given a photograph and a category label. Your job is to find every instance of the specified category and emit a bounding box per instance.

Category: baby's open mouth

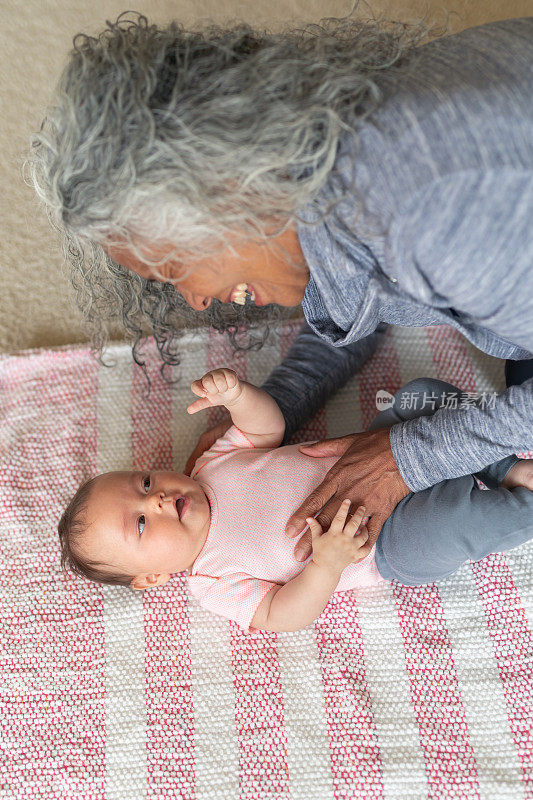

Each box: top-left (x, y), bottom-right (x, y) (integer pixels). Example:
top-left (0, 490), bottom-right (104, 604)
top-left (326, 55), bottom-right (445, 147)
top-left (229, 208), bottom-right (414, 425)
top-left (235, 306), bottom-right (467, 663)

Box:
top-left (175, 497), bottom-right (186, 519)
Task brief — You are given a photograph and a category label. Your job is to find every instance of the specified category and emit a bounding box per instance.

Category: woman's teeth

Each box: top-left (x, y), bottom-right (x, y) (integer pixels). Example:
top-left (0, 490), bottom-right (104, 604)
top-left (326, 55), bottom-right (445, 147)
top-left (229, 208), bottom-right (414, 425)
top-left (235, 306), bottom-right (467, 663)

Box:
top-left (231, 283), bottom-right (256, 305)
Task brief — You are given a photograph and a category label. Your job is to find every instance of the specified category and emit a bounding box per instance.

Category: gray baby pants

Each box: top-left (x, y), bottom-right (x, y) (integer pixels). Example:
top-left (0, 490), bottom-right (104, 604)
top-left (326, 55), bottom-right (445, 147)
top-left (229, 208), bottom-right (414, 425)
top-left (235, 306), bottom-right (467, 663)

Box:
top-left (372, 377), bottom-right (533, 585)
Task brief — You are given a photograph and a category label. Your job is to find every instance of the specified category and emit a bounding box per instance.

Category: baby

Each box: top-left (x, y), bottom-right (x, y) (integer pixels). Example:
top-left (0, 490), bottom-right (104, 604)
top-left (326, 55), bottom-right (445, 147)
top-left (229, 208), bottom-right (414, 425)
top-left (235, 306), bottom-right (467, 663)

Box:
top-left (59, 369), bottom-right (533, 632)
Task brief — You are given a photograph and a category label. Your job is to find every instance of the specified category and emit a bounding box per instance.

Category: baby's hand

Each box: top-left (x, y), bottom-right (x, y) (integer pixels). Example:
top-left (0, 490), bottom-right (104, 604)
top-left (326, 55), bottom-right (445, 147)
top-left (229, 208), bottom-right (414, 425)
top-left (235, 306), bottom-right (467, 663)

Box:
top-left (307, 500), bottom-right (371, 575)
top-left (187, 368), bottom-right (244, 415)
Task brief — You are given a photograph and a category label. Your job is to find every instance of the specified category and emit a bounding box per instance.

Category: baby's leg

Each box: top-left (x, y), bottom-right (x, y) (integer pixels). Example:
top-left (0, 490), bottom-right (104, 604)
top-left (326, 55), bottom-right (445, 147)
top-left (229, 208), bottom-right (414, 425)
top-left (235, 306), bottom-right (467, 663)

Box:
top-left (370, 378), bottom-right (533, 585)
top-left (375, 476), bottom-right (533, 585)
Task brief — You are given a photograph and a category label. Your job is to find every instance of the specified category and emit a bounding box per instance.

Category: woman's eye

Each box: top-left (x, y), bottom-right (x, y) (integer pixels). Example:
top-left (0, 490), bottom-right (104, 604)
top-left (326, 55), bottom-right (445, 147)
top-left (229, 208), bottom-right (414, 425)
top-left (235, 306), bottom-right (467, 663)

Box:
top-left (138, 515), bottom-right (146, 536)
top-left (143, 475), bottom-right (151, 492)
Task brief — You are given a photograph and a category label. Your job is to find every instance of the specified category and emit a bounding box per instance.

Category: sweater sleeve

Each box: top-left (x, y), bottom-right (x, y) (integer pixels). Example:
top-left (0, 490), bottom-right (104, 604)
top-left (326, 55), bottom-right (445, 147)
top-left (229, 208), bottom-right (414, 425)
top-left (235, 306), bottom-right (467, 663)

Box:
top-left (389, 379), bottom-right (533, 491)
top-left (385, 169), bottom-right (533, 490)
top-left (261, 321), bottom-right (387, 442)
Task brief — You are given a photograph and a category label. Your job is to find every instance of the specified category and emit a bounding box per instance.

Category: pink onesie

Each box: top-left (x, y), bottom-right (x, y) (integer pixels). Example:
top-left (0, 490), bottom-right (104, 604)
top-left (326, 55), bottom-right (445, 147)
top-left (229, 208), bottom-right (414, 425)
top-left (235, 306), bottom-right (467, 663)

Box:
top-left (189, 426), bottom-right (383, 631)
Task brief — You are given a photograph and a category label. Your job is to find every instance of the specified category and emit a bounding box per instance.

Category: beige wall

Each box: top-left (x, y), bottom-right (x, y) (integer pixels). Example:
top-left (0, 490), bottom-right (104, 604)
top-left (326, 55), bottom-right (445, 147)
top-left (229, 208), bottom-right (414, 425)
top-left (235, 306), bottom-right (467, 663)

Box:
top-left (1, 0), bottom-right (529, 352)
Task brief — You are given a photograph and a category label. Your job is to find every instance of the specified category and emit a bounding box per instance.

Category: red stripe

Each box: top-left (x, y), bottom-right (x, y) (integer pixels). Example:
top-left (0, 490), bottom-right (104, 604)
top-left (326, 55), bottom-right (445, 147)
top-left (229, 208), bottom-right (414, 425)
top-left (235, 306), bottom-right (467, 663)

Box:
top-left (131, 339), bottom-right (196, 799)
top-left (315, 594), bottom-right (385, 799)
top-left (144, 580), bottom-right (196, 800)
top-left (207, 330), bottom-right (291, 798)
top-left (230, 625), bottom-right (290, 800)
top-left (392, 584), bottom-right (481, 799)
top-left (471, 556), bottom-right (533, 796)
top-left (0, 348), bottom-right (106, 799)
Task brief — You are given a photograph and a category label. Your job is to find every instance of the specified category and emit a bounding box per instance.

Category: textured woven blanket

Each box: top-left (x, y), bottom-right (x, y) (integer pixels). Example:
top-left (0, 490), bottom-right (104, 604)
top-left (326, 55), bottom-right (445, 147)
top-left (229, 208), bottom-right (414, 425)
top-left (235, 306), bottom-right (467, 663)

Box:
top-left (1, 322), bottom-right (532, 800)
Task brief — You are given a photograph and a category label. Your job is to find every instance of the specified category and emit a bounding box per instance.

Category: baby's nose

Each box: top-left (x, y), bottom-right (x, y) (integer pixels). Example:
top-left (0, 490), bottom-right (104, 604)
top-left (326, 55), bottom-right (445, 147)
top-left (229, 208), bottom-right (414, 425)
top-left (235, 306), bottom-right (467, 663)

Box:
top-left (156, 493), bottom-right (174, 508)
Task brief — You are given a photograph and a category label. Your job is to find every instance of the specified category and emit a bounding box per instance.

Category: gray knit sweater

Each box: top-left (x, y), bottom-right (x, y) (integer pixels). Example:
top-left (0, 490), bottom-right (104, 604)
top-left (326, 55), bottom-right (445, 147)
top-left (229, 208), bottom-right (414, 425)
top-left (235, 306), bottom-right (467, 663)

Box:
top-left (263, 17), bottom-right (533, 491)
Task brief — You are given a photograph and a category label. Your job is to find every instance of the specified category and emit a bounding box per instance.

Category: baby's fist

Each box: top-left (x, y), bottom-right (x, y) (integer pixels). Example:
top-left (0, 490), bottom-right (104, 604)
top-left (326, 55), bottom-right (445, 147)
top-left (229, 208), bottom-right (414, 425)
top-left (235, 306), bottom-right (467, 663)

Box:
top-left (188, 368), bottom-right (243, 414)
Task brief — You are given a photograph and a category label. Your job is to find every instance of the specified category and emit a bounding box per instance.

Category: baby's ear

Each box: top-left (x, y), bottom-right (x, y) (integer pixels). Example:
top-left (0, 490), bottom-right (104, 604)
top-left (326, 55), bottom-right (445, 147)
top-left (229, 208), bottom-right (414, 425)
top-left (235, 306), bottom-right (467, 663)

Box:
top-left (130, 573), bottom-right (170, 591)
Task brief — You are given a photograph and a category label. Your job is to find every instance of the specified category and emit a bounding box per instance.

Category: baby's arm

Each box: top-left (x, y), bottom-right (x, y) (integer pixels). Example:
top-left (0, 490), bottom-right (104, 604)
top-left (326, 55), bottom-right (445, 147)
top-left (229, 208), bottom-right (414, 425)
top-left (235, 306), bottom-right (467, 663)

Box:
top-left (251, 502), bottom-right (371, 632)
top-left (188, 368), bottom-right (285, 448)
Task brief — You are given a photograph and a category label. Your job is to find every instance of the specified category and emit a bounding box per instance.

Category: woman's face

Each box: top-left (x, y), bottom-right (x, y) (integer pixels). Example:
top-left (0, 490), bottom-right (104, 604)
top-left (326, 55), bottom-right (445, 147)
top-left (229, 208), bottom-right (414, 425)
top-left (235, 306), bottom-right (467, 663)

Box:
top-left (105, 225), bottom-right (310, 310)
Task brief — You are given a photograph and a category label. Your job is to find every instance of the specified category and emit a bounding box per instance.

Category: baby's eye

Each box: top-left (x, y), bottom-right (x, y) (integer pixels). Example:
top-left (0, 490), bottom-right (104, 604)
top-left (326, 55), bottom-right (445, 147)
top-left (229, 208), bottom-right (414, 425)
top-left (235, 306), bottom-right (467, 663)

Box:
top-left (138, 515), bottom-right (146, 536)
top-left (142, 475), bottom-right (151, 493)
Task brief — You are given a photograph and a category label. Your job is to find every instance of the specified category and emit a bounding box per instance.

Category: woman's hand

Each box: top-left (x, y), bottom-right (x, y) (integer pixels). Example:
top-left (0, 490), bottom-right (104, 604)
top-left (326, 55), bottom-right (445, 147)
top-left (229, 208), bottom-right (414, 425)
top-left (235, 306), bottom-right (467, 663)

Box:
top-left (307, 500), bottom-right (371, 574)
top-left (184, 418), bottom-right (232, 476)
top-left (286, 428), bottom-right (410, 561)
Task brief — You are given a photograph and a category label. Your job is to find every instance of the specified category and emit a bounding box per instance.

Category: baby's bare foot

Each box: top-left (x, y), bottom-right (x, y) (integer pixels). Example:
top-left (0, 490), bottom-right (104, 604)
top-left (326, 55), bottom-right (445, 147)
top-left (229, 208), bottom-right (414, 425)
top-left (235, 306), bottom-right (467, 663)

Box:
top-left (502, 460), bottom-right (533, 491)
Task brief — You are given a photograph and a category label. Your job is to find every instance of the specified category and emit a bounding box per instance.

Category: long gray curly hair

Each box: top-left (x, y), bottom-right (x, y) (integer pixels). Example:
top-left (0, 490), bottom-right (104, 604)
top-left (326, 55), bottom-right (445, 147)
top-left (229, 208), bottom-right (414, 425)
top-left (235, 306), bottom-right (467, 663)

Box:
top-left (27, 9), bottom-right (431, 371)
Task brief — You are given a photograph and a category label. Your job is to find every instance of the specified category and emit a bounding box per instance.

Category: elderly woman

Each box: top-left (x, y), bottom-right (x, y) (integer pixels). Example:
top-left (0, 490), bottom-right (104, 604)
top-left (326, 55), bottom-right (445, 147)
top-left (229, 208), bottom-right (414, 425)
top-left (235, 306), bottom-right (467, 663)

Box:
top-left (29, 13), bottom-right (532, 573)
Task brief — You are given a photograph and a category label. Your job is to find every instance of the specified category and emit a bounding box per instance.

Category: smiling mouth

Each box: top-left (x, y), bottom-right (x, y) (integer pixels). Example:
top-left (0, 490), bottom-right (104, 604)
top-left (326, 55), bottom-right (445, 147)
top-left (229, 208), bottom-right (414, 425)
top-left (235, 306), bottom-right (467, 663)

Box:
top-left (228, 284), bottom-right (262, 306)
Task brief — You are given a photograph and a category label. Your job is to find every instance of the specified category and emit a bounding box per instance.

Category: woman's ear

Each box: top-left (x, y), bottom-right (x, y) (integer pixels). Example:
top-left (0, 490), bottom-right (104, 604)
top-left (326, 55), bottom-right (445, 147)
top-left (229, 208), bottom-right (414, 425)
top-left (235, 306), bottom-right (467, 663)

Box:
top-left (130, 573), bottom-right (170, 591)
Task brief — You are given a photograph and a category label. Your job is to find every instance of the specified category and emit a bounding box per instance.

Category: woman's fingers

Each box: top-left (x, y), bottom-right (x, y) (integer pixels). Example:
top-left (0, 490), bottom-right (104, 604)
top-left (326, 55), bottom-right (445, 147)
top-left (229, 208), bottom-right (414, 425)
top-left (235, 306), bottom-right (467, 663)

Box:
top-left (312, 495), bottom-right (349, 534)
top-left (294, 529), bottom-right (313, 562)
top-left (288, 428), bottom-right (411, 544)
top-left (342, 505), bottom-right (366, 535)
top-left (299, 434), bottom-right (356, 458)
top-left (305, 517), bottom-right (324, 540)
top-left (285, 484), bottom-right (338, 538)
top-left (366, 514), bottom-right (388, 550)
top-left (354, 525), bottom-right (369, 544)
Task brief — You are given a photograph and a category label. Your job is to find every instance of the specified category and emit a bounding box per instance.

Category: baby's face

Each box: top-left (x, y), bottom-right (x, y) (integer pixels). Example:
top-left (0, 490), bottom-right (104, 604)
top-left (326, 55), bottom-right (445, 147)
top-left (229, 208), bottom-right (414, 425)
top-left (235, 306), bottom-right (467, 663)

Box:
top-left (80, 470), bottom-right (210, 585)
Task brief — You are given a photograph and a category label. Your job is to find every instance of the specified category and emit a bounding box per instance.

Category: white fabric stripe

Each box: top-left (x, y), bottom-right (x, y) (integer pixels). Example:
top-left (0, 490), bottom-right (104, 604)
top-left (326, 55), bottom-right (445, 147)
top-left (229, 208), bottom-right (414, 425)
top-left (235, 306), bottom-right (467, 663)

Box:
top-left (391, 325), bottom-right (438, 384)
top-left (462, 339), bottom-right (506, 395)
top-left (187, 602), bottom-right (240, 800)
top-left (170, 332), bottom-right (240, 800)
top-left (356, 585), bottom-right (428, 800)
top-left (438, 569), bottom-right (525, 799)
top-left (276, 630), bottom-right (335, 800)
top-left (97, 346), bottom-right (148, 800)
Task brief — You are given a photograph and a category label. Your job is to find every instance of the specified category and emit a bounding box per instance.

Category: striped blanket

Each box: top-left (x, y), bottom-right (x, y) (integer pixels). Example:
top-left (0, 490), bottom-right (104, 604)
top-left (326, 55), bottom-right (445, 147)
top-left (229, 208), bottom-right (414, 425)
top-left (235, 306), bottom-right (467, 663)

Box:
top-left (1, 322), bottom-right (532, 800)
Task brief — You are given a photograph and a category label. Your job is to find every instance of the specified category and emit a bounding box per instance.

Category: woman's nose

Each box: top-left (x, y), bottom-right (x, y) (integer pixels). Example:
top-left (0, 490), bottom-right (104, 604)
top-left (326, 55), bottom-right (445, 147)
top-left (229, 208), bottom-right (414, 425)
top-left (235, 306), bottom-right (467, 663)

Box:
top-left (183, 291), bottom-right (212, 311)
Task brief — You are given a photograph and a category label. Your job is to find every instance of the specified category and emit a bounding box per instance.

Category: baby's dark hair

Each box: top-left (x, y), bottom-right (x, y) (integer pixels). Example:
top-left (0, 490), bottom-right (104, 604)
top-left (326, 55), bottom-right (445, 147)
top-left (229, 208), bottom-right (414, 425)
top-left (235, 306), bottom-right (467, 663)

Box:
top-left (58, 475), bottom-right (134, 587)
